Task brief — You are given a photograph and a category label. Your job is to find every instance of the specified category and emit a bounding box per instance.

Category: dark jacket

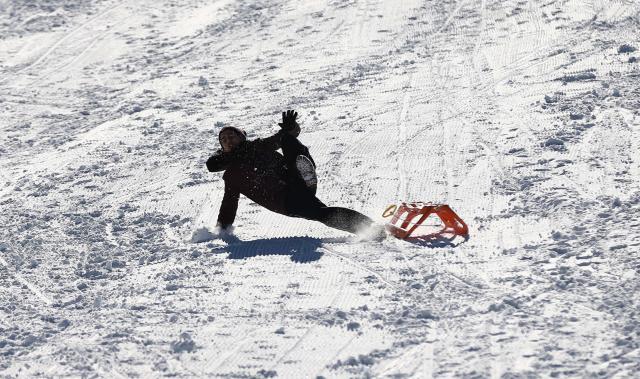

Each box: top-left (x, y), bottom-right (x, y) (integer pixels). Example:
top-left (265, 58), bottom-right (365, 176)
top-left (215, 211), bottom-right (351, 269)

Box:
top-left (206, 130), bottom-right (290, 227)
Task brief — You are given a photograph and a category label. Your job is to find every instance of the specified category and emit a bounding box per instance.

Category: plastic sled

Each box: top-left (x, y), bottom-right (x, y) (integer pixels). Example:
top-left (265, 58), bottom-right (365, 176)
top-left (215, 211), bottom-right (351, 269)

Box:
top-left (382, 202), bottom-right (469, 241)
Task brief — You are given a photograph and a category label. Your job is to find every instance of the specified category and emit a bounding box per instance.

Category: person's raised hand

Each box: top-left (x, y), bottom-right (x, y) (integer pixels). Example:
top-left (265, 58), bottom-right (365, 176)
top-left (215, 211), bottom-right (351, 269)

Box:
top-left (278, 109), bottom-right (298, 131)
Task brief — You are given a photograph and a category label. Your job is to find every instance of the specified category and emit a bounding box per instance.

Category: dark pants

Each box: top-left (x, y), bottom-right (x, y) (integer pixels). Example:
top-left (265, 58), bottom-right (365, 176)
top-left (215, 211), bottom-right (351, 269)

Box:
top-left (281, 134), bottom-right (375, 235)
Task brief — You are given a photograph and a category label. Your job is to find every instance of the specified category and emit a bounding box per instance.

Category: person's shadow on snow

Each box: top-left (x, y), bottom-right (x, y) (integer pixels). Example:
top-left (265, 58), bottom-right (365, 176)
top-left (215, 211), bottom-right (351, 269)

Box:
top-left (211, 235), bottom-right (337, 263)
top-left (408, 233), bottom-right (469, 248)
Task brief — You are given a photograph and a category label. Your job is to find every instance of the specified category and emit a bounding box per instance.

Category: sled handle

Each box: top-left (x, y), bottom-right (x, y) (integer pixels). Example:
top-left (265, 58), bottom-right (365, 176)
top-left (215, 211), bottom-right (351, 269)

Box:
top-left (382, 204), bottom-right (397, 218)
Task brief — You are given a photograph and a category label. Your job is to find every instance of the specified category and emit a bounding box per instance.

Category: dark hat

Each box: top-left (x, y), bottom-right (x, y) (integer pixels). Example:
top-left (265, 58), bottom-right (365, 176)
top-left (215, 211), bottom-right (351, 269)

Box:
top-left (218, 126), bottom-right (247, 142)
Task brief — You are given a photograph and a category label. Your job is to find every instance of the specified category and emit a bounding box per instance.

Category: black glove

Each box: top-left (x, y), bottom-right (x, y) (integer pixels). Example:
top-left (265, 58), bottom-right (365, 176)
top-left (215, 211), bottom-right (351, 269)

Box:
top-left (278, 109), bottom-right (298, 131)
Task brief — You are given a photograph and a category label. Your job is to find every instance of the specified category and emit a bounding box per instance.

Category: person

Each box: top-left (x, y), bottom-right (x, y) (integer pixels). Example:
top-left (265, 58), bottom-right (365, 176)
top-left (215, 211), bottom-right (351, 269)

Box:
top-left (206, 110), bottom-right (385, 239)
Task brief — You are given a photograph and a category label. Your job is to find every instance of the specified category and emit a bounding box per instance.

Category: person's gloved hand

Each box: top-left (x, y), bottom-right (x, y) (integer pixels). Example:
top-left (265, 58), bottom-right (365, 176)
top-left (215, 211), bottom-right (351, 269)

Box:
top-left (278, 110), bottom-right (300, 137)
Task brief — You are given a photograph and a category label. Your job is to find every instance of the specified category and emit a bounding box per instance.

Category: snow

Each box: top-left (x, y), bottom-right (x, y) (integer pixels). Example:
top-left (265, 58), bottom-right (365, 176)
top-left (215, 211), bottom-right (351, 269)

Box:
top-left (190, 227), bottom-right (217, 243)
top-left (1, 0), bottom-right (640, 377)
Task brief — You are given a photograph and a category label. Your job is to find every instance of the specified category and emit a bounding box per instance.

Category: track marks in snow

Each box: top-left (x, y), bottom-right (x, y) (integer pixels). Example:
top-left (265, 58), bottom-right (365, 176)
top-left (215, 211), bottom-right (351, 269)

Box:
top-left (2, 2), bottom-right (125, 80)
top-left (395, 73), bottom-right (414, 201)
top-left (319, 244), bottom-right (397, 290)
top-left (0, 255), bottom-right (53, 306)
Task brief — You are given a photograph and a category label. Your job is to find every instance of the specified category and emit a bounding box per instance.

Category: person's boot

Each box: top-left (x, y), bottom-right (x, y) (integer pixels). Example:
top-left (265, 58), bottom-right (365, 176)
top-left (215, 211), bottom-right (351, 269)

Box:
top-left (295, 155), bottom-right (317, 194)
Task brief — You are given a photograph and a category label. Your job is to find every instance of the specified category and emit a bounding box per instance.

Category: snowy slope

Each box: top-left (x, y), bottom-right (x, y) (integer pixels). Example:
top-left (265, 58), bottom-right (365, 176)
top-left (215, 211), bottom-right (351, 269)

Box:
top-left (1, 0), bottom-right (639, 377)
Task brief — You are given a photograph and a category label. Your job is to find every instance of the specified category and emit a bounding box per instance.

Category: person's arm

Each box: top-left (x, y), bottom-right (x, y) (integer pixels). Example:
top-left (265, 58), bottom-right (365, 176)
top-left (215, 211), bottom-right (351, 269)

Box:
top-left (253, 109), bottom-right (302, 150)
top-left (253, 129), bottom-right (286, 151)
top-left (207, 141), bottom-right (257, 171)
top-left (206, 149), bottom-right (233, 172)
top-left (216, 181), bottom-right (240, 229)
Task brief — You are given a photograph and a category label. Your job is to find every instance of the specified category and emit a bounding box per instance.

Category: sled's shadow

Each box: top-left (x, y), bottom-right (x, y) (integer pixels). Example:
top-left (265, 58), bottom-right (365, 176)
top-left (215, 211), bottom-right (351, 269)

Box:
top-left (404, 233), bottom-right (469, 248)
top-left (211, 236), bottom-right (348, 263)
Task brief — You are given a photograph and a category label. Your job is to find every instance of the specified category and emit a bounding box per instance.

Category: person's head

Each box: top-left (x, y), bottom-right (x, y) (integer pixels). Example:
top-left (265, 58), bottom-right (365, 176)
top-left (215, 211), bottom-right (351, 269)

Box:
top-left (218, 126), bottom-right (247, 152)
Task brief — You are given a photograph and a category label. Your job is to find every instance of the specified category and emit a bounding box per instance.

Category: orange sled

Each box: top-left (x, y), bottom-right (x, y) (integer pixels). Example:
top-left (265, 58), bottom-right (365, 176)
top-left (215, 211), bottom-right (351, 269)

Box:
top-left (382, 202), bottom-right (469, 240)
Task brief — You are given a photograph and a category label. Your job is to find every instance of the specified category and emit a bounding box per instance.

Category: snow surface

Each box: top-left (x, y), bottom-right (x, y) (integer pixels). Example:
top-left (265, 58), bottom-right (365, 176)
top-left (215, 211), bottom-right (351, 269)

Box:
top-left (1, 0), bottom-right (639, 377)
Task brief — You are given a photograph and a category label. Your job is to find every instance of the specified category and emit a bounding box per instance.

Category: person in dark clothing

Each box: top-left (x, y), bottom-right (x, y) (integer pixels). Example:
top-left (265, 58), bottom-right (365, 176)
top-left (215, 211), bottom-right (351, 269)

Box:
top-left (206, 110), bottom-right (385, 238)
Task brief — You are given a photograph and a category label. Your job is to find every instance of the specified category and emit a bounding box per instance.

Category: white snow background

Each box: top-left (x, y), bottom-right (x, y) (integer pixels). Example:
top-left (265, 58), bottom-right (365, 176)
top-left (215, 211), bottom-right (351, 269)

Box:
top-left (1, 0), bottom-right (639, 377)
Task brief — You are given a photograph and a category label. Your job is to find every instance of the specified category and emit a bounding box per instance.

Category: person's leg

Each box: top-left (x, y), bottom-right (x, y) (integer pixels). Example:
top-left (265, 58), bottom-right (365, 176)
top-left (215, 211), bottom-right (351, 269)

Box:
top-left (281, 133), bottom-right (317, 194)
top-left (281, 133), bottom-right (315, 171)
top-left (280, 137), bottom-right (382, 237)
top-left (285, 192), bottom-right (376, 235)
top-left (318, 207), bottom-right (376, 234)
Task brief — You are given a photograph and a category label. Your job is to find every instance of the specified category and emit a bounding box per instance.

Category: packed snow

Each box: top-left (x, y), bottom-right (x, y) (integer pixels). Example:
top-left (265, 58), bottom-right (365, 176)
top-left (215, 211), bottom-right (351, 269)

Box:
top-left (1, 0), bottom-right (639, 377)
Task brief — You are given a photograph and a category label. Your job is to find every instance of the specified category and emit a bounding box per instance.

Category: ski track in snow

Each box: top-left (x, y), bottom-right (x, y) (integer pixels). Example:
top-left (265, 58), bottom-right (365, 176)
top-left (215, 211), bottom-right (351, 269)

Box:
top-left (1, 0), bottom-right (640, 377)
